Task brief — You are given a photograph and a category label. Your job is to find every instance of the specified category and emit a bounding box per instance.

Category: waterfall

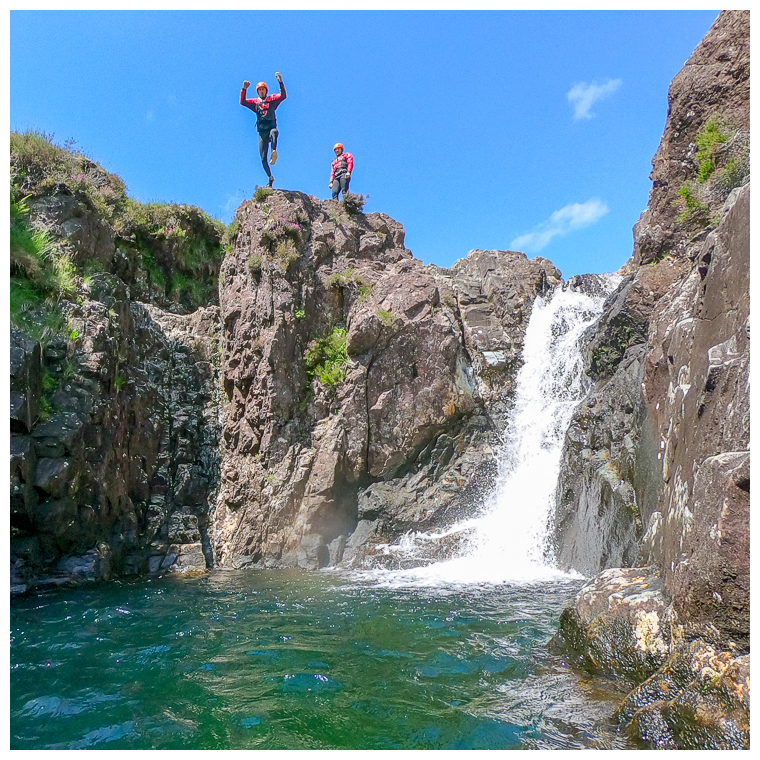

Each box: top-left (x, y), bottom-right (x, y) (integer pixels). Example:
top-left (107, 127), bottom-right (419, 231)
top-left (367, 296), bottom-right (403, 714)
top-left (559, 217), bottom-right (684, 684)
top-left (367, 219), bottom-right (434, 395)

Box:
top-left (359, 278), bottom-right (617, 587)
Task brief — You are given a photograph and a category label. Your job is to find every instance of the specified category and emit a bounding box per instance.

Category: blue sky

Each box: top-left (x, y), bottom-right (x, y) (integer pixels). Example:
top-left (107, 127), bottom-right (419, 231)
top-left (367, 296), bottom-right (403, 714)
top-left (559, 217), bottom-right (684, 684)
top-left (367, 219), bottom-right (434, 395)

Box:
top-left (10, 10), bottom-right (719, 277)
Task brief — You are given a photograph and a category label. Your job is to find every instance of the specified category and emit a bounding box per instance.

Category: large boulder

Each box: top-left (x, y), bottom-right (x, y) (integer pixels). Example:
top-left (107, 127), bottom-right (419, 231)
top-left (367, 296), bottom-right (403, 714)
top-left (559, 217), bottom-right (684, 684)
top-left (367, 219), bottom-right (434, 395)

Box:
top-left (553, 568), bottom-right (749, 750)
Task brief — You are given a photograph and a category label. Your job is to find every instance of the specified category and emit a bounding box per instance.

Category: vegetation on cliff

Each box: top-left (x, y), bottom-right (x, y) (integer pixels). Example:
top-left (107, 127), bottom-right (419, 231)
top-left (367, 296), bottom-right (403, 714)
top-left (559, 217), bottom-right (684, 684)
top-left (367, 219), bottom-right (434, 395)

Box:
top-left (673, 115), bottom-right (750, 227)
top-left (303, 326), bottom-right (349, 387)
top-left (10, 130), bottom-right (228, 325)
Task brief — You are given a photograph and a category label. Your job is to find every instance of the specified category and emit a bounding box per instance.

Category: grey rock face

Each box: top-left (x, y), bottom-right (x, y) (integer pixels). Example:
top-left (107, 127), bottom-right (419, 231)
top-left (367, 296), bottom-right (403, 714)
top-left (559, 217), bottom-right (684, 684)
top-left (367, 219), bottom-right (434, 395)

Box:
top-left (214, 192), bottom-right (558, 569)
top-left (643, 184), bottom-right (749, 640)
top-left (10, 328), bottom-right (42, 434)
top-left (551, 256), bottom-right (689, 577)
top-left (10, 200), bottom-right (223, 590)
top-left (553, 346), bottom-right (653, 575)
top-left (552, 12), bottom-right (750, 748)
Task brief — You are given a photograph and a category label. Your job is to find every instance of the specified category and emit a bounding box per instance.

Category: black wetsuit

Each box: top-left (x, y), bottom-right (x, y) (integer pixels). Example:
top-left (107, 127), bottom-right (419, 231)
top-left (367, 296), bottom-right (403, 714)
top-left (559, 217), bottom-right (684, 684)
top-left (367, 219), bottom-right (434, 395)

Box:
top-left (240, 79), bottom-right (287, 180)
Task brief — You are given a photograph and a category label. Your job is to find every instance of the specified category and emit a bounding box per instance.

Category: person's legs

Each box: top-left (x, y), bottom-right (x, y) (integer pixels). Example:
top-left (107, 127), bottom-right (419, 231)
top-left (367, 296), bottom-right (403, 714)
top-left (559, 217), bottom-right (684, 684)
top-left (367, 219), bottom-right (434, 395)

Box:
top-left (269, 128), bottom-right (279, 165)
top-left (331, 179), bottom-right (340, 200)
top-left (258, 132), bottom-right (272, 178)
top-left (340, 175), bottom-right (351, 197)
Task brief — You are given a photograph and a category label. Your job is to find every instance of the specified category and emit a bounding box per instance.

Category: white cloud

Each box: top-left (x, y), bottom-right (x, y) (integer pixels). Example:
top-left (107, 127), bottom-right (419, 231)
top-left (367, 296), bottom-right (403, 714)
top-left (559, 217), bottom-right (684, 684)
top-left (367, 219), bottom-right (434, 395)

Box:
top-left (510, 199), bottom-right (609, 253)
top-left (567, 79), bottom-right (622, 120)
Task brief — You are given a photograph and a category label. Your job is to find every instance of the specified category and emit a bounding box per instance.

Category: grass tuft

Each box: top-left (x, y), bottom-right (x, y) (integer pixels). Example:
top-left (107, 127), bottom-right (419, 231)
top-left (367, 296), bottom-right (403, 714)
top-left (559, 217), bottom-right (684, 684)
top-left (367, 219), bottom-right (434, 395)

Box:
top-left (304, 327), bottom-right (349, 387)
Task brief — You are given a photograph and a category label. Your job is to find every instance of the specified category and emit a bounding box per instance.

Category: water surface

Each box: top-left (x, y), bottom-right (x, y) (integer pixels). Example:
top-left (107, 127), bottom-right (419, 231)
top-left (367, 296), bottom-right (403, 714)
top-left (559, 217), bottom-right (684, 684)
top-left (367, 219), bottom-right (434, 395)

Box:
top-left (10, 570), bottom-right (634, 750)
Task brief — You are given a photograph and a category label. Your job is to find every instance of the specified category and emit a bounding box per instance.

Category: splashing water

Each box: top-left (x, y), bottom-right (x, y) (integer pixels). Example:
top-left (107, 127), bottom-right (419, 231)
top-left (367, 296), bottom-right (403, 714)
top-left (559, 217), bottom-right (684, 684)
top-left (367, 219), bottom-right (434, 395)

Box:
top-left (357, 278), bottom-right (618, 588)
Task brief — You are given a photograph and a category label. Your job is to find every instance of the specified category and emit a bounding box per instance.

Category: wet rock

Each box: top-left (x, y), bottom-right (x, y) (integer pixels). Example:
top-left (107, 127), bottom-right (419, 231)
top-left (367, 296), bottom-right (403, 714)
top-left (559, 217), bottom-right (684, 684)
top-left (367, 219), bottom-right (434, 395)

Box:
top-left (554, 567), bottom-right (750, 749)
top-left (620, 639), bottom-right (750, 749)
top-left (553, 568), bottom-right (671, 682)
top-left (57, 549), bottom-right (107, 582)
top-left (160, 543), bottom-right (208, 573)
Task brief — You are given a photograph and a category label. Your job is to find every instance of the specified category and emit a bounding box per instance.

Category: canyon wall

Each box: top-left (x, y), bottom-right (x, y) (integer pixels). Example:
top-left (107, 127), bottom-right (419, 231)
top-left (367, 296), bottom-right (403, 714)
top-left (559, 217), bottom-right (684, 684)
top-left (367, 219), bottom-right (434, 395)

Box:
top-left (551, 10), bottom-right (749, 748)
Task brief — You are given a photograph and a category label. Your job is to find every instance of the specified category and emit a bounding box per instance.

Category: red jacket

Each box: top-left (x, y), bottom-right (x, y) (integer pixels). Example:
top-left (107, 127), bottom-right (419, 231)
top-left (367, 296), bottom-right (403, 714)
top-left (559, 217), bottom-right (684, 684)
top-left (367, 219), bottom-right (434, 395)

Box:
top-left (330, 152), bottom-right (354, 182)
top-left (240, 80), bottom-right (287, 133)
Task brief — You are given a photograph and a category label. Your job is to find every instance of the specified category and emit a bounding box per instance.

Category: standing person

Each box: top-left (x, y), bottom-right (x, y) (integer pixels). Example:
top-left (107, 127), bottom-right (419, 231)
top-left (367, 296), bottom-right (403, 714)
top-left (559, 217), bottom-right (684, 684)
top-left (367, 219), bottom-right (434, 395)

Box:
top-left (240, 72), bottom-right (287, 187)
top-left (329, 143), bottom-right (354, 200)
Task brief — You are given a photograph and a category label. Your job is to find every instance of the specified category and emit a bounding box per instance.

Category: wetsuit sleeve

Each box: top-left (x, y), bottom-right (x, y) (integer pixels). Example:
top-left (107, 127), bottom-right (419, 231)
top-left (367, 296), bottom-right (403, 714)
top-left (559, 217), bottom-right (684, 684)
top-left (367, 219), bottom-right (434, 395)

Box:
top-left (240, 88), bottom-right (256, 111)
top-left (329, 159), bottom-right (336, 184)
top-left (267, 80), bottom-right (287, 111)
top-left (346, 153), bottom-right (354, 173)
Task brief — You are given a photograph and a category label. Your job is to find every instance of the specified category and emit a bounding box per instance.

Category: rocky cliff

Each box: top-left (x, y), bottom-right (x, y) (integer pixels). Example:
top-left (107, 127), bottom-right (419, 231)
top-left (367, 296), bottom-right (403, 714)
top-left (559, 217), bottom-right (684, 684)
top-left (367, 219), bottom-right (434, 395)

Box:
top-left (10, 133), bottom-right (226, 591)
top-left (214, 189), bottom-right (560, 570)
top-left (551, 11), bottom-right (749, 748)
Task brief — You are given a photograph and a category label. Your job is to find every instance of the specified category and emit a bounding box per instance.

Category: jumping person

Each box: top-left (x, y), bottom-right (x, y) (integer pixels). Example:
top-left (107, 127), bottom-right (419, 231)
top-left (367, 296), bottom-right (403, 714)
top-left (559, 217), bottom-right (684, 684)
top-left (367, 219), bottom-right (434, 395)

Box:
top-left (329, 143), bottom-right (354, 200)
top-left (240, 72), bottom-right (287, 187)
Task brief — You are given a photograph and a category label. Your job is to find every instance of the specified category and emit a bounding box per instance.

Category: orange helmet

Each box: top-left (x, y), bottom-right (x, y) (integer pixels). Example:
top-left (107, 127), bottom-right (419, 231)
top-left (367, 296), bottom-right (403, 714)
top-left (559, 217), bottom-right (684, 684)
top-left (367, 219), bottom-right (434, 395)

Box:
top-left (333, 142), bottom-right (344, 151)
top-left (256, 81), bottom-right (268, 94)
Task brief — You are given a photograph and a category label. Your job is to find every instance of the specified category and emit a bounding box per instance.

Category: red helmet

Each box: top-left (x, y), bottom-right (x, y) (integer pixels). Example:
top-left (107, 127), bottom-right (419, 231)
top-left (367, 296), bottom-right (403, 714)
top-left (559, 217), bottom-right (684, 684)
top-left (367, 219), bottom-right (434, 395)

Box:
top-left (333, 142), bottom-right (344, 152)
top-left (256, 81), bottom-right (268, 94)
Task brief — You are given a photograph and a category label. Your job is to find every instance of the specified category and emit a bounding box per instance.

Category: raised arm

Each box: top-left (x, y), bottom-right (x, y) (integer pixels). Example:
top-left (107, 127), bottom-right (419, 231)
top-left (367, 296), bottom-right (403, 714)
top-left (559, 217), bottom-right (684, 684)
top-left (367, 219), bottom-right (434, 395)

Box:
top-left (240, 80), bottom-right (255, 108)
top-left (275, 71), bottom-right (287, 101)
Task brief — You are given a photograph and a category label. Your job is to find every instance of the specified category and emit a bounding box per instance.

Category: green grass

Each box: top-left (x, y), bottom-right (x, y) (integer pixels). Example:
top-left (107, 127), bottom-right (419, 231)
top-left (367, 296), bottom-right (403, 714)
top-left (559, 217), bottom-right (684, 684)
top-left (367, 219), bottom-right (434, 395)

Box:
top-left (327, 267), bottom-right (374, 303)
top-left (248, 253), bottom-right (263, 274)
top-left (137, 246), bottom-right (168, 290)
top-left (223, 219), bottom-right (240, 252)
top-left (10, 194), bottom-right (53, 278)
top-left (11, 130), bottom-right (127, 223)
top-left (171, 271), bottom-right (210, 309)
top-left (357, 281), bottom-right (375, 302)
top-left (673, 184), bottom-right (711, 226)
top-left (672, 115), bottom-right (750, 228)
top-left (254, 186), bottom-right (274, 203)
top-left (10, 130), bottom-right (234, 326)
top-left (377, 310), bottom-right (395, 326)
top-left (304, 327), bottom-right (349, 387)
top-left (695, 116), bottom-right (732, 183)
top-left (275, 239), bottom-right (299, 270)
top-left (9, 190), bottom-right (77, 338)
